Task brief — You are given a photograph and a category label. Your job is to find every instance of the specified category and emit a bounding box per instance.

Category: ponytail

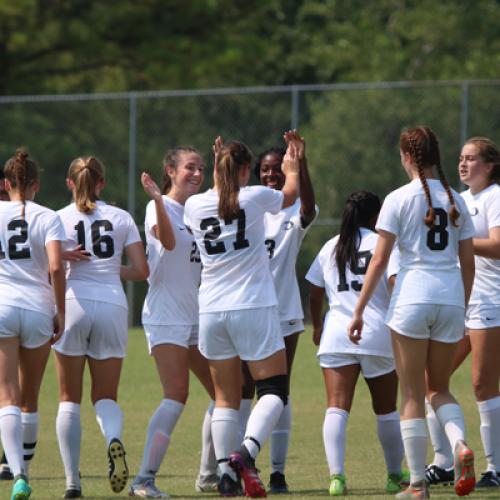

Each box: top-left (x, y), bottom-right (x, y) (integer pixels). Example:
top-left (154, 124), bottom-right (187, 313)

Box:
top-left (216, 142), bottom-right (252, 220)
top-left (67, 156), bottom-right (104, 213)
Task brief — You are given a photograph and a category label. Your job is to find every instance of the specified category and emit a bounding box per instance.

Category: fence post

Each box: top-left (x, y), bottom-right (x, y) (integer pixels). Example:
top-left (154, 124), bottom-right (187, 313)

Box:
top-left (127, 94), bottom-right (137, 326)
top-left (460, 81), bottom-right (469, 150)
top-left (291, 85), bottom-right (300, 130)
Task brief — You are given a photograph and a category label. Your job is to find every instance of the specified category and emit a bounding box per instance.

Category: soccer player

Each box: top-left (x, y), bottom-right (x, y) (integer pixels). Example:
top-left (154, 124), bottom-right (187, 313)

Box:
top-left (0, 149), bottom-right (66, 499)
top-left (348, 126), bottom-right (476, 499)
top-left (183, 137), bottom-right (299, 497)
top-left (239, 130), bottom-right (317, 493)
top-left (130, 147), bottom-right (218, 498)
top-left (426, 137), bottom-right (500, 489)
top-left (307, 191), bottom-right (407, 496)
top-left (54, 156), bottom-right (148, 498)
top-left (0, 170), bottom-right (9, 201)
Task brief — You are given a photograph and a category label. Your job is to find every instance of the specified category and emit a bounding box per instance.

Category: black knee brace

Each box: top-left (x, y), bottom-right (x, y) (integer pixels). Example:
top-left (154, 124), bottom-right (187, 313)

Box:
top-left (255, 375), bottom-right (288, 406)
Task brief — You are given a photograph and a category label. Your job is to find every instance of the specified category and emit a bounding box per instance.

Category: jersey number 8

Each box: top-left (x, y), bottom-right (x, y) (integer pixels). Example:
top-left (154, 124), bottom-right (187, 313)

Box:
top-left (426, 207), bottom-right (449, 251)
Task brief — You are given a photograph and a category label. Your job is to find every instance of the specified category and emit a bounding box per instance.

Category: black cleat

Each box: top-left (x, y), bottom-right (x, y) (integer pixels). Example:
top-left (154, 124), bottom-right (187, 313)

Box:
top-left (425, 464), bottom-right (454, 486)
top-left (476, 471), bottom-right (500, 488)
top-left (107, 438), bottom-right (129, 493)
top-left (268, 472), bottom-right (288, 494)
top-left (218, 472), bottom-right (243, 497)
top-left (64, 488), bottom-right (83, 498)
top-left (0, 463), bottom-right (13, 481)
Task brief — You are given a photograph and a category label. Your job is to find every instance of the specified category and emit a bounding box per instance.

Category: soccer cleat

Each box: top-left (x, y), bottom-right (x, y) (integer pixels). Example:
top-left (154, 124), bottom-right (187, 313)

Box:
top-left (453, 440), bottom-right (475, 496)
top-left (108, 438), bottom-right (129, 493)
top-left (0, 462), bottom-right (13, 481)
top-left (268, 471), bottom-right (288, 494)
top-left (395, 480), bottom-right (429, 499)
top-left (476, 470), bottom-right (500, 488)
top-left (229, 449), bottom-right (266, 498)
top-left (328, 474), bottom-right (346, 496)
top-left (195, 473), bottom-right (219, 492)
top-left (129, 478), bottom-right (169, 498)
top-left (63, 488), bottom-right (83, 498)
top-left (425, 464), bottom-right (454, 485)
top-left (11, 476), bottom-right (31, 499)
top-left (386, 471), bottom-right (410, 494)
top-left (217, 473), bottom-right (243, 497)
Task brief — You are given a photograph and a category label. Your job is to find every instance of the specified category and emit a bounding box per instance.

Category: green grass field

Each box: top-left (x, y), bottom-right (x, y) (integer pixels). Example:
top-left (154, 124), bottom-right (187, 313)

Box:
top-left (0, 327), bottom-right (497, 499)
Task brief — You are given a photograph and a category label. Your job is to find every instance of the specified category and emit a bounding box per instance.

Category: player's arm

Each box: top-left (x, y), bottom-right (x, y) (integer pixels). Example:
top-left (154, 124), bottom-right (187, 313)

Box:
top-left (458, 237), bottom-right (475, 307)
top-left (141, 172), bottom-right (175, 251)
top-left (309, 284), bottom-right (326, 346)
top-left (46, 240), bottom-right (66, 343)
top-left (348, 230), bottom-right (395, 343)
top-left (121, 241), bottom-right (149, 281)
top-left (284, 130), bottom-right (316, 227)
top-left (472, 226), bottom-right (500, 259)
top-left (280, 141), bottom-right (300, 208)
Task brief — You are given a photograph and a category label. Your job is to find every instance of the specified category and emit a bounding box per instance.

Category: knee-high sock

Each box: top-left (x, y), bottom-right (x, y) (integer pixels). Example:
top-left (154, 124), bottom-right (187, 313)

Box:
top-left (212, 407), bottom-right (239, 481)
top-left (243, 395), bottom-right (284, 459)
top-left (376, 411), bottom-right (404, 475)
top-left (21, 412), bottom-right (38, 475)
top-left (400, 418), bottom-right (427, 484)
top-left (0, 406), bottom-right (24, 478)
top-left (270, 400), bottom-right (291, 474)
top-left (199, 400), bottom-right (217, 476)
top-left (94, 399), bottom-right (123, 446)
top-left (56, 402), bottom-right (81, 490)
top-left (425, 399), bottom-right (453, 469)
top-left (477, 396), bottom-right (500, 473)
top-left (435, 403), bottom-right (466, 452)
top-left (323, 407), bottom-right (349, 476)
top-left (135, 399), bottom-right (184, 481)
top-left (238, 399), bottom-right (253, 444)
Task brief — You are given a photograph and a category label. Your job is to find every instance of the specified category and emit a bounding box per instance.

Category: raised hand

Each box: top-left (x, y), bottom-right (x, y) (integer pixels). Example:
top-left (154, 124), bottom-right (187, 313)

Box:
top-left (284, 129), bottom-right (305, 160)
top-left (141, 172), bottom-right (162, 201)
top-left (212, 136), bottom-right (224, 167)
top-left (281, 141), bottom-right (300, 177)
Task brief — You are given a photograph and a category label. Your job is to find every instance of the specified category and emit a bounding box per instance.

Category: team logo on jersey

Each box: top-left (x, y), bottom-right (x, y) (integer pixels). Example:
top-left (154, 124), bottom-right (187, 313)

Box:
top-left (178, 225), bottom-right (186, 231)
top-left (469, 207), bottom-right (479, 216)
top-left (282, 221), bottom-right (294, 230)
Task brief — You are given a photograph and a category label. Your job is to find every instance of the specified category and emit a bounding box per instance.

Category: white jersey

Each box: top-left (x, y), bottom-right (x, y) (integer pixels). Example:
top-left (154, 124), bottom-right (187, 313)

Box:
top-left (142, 196), bottom-right (201, 325)
top-left (184, 186), bottom-right (283, 313)
top-left (0, 201), bottom-right (65, 315)
top-left (264, 199), bottom-right (318, 321)
top-left (376, 179), bottom-right (475, 307)
top-left (57, 201), bottom-right (141, 309)
top-left (306, 228), bottom-right (399, 358)
top-left (461, 184), bottom-right (500, 306)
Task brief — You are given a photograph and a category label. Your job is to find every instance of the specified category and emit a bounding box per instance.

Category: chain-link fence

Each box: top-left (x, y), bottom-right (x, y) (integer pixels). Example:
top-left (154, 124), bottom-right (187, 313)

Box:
top-left (1, 80), bottom-right (499, 324)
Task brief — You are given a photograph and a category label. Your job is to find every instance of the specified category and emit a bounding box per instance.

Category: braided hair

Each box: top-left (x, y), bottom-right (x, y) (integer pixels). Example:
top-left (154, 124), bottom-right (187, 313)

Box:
top-left (4, 148), bottom-right (39, 219)
top-left (334, 191), bottom-right (381, 285)
top-left (400, 126), bottom-right (459, 227)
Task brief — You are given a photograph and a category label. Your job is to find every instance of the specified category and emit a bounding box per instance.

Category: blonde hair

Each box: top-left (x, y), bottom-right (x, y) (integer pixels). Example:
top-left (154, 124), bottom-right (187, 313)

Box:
top-left (68, 156), bottom-right (104, 213)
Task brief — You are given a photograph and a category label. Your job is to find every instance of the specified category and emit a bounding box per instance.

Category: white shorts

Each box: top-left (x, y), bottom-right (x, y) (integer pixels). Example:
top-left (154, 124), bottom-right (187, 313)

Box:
top-left (0, 306), bottom-right (52, 348)
top-left (318, 353), bottom-right (395, 379)
top-left (53, 299), bottom-right (128, 359)
top-left (199, 306), bottom-right (285, 361)
top-left (143, 324), bottom-right (199, 353)
top-left (387, 304), bottom-right (465, 343)
top-left (281, 319), bottom-right (304, 338)
top-left (466, 304), bottom-right (500, 330)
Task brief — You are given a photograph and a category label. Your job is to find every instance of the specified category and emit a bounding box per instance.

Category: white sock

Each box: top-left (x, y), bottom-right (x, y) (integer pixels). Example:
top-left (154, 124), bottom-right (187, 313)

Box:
top-left (435, 403), bottom-right (466, 452)
top-left (56, 402), bottom-right (81, 490)
top-left (400, 418), bottom-right (427, 484)
top-left (477, 396), bottom-right (500, 473)
top-left (323, 407), bottom-right (349, 475)
top-left (136, 399), bottom-right (184, 480)
top-left (270, 400), bottom-right (292, 474)
top-left (376, 411), bottom-right (404, 475)
top-left (199, 400), bottom-right (217, 476)
top-left (94, 399), bottom-right (123, 446)
top-left (238, 398), bottom-right (253, 443)
top-left (243, 394), bottom-right (284, 459)
top-left (212, 407), bottom-right (239, 481)
top-left (425, 399), bottom-right (453, 469)
top-left (21, 412), bottom-right (38, 475)
top-left (0, 406), bottom-right (24, 477)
